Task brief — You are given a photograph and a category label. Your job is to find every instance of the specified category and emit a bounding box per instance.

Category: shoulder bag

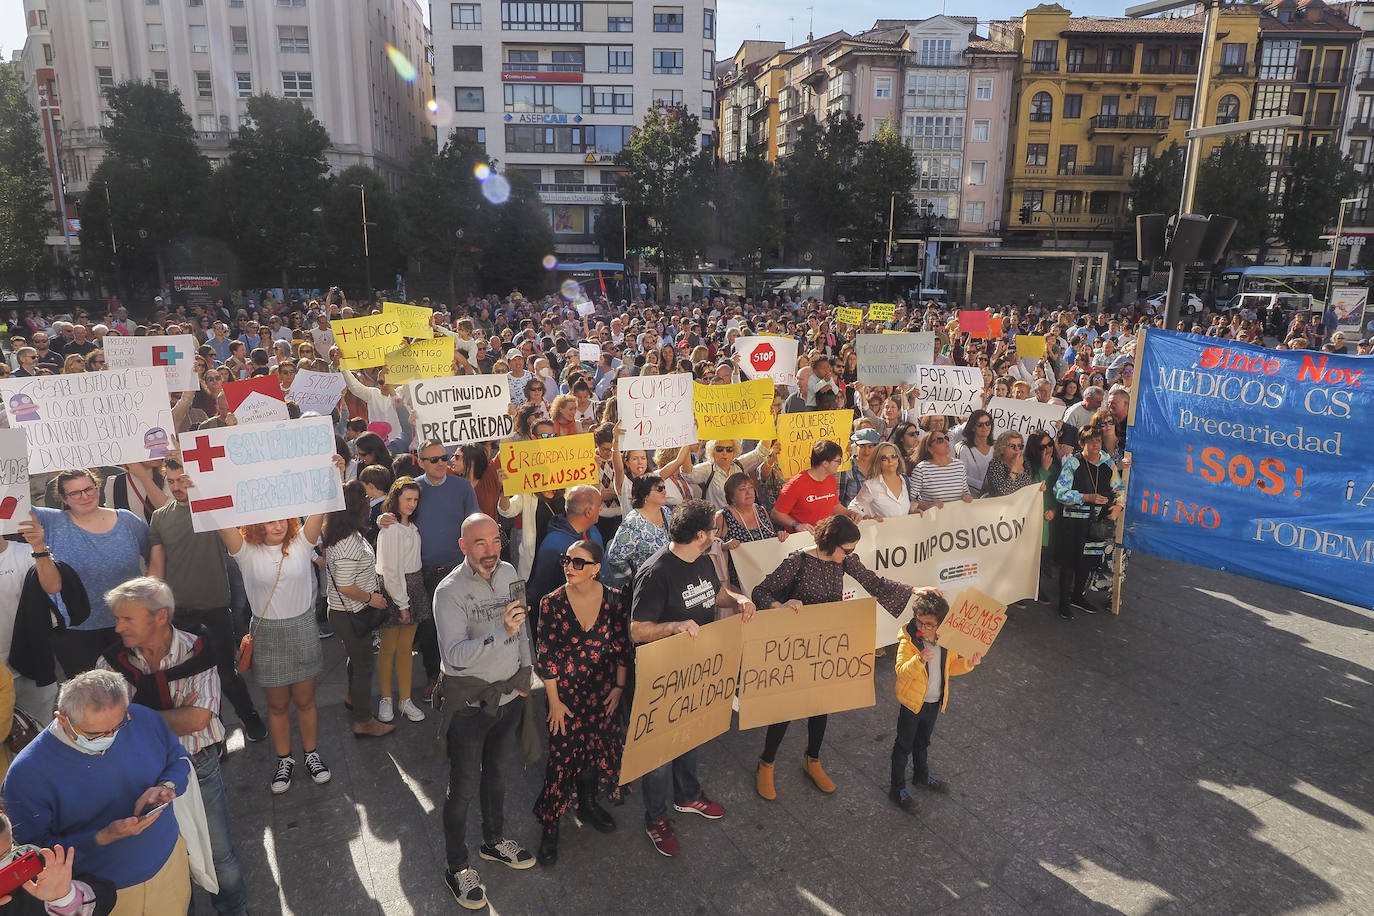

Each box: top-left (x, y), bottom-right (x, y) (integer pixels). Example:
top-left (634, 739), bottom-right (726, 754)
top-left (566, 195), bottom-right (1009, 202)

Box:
top-left (236, 553), bottom-right (285, 673)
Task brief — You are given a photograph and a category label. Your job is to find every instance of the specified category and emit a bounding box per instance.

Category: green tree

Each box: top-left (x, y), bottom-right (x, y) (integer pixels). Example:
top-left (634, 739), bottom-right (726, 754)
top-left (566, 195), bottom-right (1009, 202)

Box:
top-left (1194, 139), bottom-right (1272, 254)
top-left (854, 118), bottom-right (919, 265)
top-left (319, 165), bottom-right (405, 296)
top-left (1278, 143), bottom-right (1360, 254)
top-left (399, 132), bottom-right (489, 302)
top-left (779, 111), bottom-right (866, 271)
top-left (474, 170), bottom-right (556, 297)
top-left (1128, 141), bottom-right (1184, 219)
top-left (77, 81), bottom-right (211, 297)
top-left (716, 140), bottom-right (782, 265)
top-left (0, 64), bottom-right (54, 298)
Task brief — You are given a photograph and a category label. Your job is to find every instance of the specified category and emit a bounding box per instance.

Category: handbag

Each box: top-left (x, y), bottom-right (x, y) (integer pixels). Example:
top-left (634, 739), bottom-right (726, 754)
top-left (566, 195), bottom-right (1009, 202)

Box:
top-left (326, 559), bottom-right (389, 638)
top-left (5, 706), bottom-right (43, 755)
top-left (237, 553), bottom-right (285, 673)
top-left (1087, 512), bottom-right (1115, 543)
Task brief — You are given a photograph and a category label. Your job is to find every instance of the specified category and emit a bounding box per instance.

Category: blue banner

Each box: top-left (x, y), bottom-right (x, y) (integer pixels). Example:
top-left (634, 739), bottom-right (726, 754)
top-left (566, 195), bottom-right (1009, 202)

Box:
top-left (1125, 329), bottom-right (1373, 609)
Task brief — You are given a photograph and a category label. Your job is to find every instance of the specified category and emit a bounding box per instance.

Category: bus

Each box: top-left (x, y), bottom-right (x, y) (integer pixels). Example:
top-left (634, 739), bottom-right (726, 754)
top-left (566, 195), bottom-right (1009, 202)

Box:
top-left (1214, 266), bottom-right (1370, 307)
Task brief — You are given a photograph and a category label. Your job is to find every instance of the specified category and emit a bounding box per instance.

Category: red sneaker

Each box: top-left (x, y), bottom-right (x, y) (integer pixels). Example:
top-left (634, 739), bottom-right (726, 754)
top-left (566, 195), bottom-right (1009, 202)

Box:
top-left (646, 818), bottom-right (680, 857)
top-left (673, 795), bottom-right (725, 819)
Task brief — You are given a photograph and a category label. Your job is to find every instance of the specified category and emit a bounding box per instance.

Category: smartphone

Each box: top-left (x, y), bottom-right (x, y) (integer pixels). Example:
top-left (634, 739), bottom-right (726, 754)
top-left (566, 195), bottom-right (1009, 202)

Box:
top-left (139, 801), bottom-right (170, 821)
top-left (509, 582), bottom-right (528, 621)
top-left (0, 846), bottom-right (42, 897)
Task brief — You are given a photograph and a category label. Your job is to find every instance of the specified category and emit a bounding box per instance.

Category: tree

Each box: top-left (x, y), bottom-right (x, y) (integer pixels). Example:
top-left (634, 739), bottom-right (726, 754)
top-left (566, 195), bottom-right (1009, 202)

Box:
top-left (1128, 141), bottom-right (1183, 219)
top-left (0, 64), bottom-right (53, 298)
top-left (780, 111), bottom-right (866, 272)
top-left (474, 170), bottom-right (556, 297)
top-left (1194, 139), bottom-right (1272, 255)
top-left (77, 81), bottom-right (211, 297)
top-left (1278, 143), bottom-right (1360, 254)
top-left (319, 165), bottom-right (405, 296)
top-left (716, 141), bottom-right (782, 266)
top-left (214, 94), bottom-right (330, 288)
top-left (399, 132), bottom-right (490, 302)
top-left (854, 118), bottom-right (919, 265)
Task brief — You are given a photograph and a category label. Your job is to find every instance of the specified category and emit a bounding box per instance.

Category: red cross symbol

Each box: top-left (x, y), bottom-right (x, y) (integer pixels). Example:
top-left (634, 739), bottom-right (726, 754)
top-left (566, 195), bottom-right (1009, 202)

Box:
top-left (182, 435), bottom-right (226, 473)
top-left (336, 326), bottom-right (351, 343)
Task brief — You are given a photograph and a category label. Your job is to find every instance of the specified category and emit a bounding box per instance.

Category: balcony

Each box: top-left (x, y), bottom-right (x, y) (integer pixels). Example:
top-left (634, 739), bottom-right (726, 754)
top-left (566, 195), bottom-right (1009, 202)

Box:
top-left (1057, 162), bottom-right (1125, 177)
top-left (61, 127), bottom-right (106, 148)
top-left (1358, 71), bottom-right (1374, 92)
top-left (1088, 114), bottom-right (1169, 134)
top-left (1306, 67), bottom-right (1351, 87)
top-left (1349, 120), bottom-right (1374, 136)
top-left (503, 61), bottom-right (584, 73)
top-left (1218, 62), bottom-right (1253, 78)
top-left (1067, 61), bottom-right (1133, 75)
top-left (1029, 59), bottom-right (1059, 72)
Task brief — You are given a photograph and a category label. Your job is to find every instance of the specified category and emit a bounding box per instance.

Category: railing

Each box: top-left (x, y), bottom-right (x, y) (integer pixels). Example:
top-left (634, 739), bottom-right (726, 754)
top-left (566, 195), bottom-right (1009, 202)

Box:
top-left (1218, 62), bottom-right (1252, 77)
top-left (1358, 71), bottom-right (1374, 91)
top-left (1029, 59), bottom-right (1059, 72)
top-left (503, 62), bottom-right (584, 73)
top-left (1089, 113), bottom-right (1169, 131)
top-left (1304, 67), bottom-right (1351, 86)
top-left (1028, 112), bottom-right (1052, 122)
top-left (1348, 119), bottom-right (1374, 136)
top-left (1067, 61), bottom-right (1133, 74)
top-left (537, 183), bottom-right (618, 194)
top-left (1057, 162), bottom-right (1125, 176)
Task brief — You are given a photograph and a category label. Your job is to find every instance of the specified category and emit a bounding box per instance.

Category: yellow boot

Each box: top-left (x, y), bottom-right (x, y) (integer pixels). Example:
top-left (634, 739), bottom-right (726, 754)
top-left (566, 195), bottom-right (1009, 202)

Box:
top-left (756, 760), bottom-right (776, 800)
top-left (803, 755), bottom-right (836, 793)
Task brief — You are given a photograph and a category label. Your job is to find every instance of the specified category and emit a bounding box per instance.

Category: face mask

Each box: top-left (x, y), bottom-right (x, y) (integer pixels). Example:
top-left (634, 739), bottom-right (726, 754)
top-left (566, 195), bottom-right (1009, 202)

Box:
top-left (73, 731), bottom-right (117, 754)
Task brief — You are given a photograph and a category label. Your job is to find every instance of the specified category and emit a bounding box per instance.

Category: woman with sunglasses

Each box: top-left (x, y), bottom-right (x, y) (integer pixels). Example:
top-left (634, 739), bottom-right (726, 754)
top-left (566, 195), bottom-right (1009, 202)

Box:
top-left (891, 421), bottom-right (923, 465)
top-left (602, 475), bottom-right (672, 588)
top-left (849, 441), bottom-right (912, 519)
top-left (955, 409), bottom-right (995, 497)
top-left (274, 360), bottom-right (298, 396)
top-left (682, 438), bottom-right (771, 511)
top-left (982, 431), bottom-right (1040, 498)
top-left (83, 350), bottom-right (107, 372)
top-left (906, 430), bottom-right (971, 512)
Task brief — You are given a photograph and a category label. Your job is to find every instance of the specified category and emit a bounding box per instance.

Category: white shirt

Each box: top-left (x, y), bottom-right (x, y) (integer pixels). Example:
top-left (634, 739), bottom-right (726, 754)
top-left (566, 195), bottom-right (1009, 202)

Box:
top-left (376, 521), bottom-right (422, 610)
top-left (310, 327), bottom-right (335, 355)
top-left (850, 476), bottom-right (911, 519)
top-left (0, 543), bottom-right (35, 670)
top-left (923, 644), bottom-right (944, 704)
top-left (230, 532), bottom-right (319, 620)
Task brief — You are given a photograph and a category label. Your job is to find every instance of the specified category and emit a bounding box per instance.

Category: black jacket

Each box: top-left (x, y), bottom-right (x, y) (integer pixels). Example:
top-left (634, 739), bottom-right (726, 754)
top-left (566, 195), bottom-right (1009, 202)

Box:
top-left (10, 560), bottom-right (89, 687)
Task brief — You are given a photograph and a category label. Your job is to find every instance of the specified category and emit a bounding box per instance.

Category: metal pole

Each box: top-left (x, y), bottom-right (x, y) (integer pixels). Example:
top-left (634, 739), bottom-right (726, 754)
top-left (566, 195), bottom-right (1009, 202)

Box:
top-left (885, 192), bottom-right (895, 300)
top-left (359, 185), bottom-right (372, 297)
top-left (1323, 197), bottom-right (1353, 314)
top-left (39, 90), bottom-right (71, 260)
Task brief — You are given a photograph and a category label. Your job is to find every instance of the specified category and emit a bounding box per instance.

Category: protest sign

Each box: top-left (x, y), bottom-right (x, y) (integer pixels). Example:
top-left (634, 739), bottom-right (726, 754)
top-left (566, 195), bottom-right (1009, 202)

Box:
top-left (1331, 286), bottom-right (1368, 335)
top-left (1, 369), bottom-right (174, 474)
top-left (935, 588), bottom-right (1007, 661)
top-left (693, 378), bottom-right (775, 442)
top-left (906, 365), bottom-right (984, 418)
top-left (575, 300), bottom-right (596, 318)
top-left (102, 334), bottom-right (199, 392)
top-left (867, 302), bottom-right (896, 322)
top-left (223, 375), bottom-right (285, 413)
top-left (382, 301), bottom-right (434, 339)
top-left (617, 374), bottom-right (697, 450)
top-left (501, 433), bottom-right (598, 496)
top-left (959, 310), bottom-right (990, 337)
top-left (855, 332), bottom-right (936, 386)
top-left (735, 336), bottom-right (798, 388)
top-left (0, 429), bottom-right (29, 536)
top-left (619, 615), bottom-right (743, 784)
top-left (287, 370), bottom-right (346, 416)
top-left (732, 487), bottom-right (1042, 647)
top-left (182, 415), bottom-right (344, 533)
top-left (737, 599), bottom-right (877, 730)
top-left (989, 317), bottom-right (1004, 338)
top-left (1125, 329), bottom-right (1374, 609)
top-left (384, 337), bottom-right (454, 384)
top-left (987, 396), bottom-right (1064, 439)
top-left (776, 410), bottom-right (853, 476)
top-left (332, 315), bottom-right (404, 369)
top-left (410, 374), bottom-right (513, 447)
top-left (836, 306), bottom-right (864, 326)
top-left (233, 391), bottom-right (290, 424)
top-left (578, 342), bottom-right (601, 364)
top-left (1015, 335), bottom-right (1046, 359)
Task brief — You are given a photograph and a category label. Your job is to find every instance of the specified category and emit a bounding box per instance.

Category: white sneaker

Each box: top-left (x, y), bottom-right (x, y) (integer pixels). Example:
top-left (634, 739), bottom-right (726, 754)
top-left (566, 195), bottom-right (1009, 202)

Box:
top-left (398, 698), bottom-right (426, 722)
top-left (377, 698), bottom-right (394, 723)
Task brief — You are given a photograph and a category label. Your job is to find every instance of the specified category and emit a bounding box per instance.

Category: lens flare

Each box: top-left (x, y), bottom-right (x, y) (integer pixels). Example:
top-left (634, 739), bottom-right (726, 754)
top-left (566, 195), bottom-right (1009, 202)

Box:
top-left (473, 163), bottom-right (492, 181)
top-left (542, 255), bottom-right (558, 270)
top-left (425, 97), bottom-right (454, 128)
top-left (481, 174), bottom-right (511, 205)
top-left (385, 44), bottom-right (417, 83)
top-left (560, 279), bottom-right (581, 300)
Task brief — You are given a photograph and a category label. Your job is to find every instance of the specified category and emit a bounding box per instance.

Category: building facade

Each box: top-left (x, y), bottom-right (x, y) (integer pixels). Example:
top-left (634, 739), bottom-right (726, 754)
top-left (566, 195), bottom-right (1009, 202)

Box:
top-left (1337, 0), bottom-right (1374, 258)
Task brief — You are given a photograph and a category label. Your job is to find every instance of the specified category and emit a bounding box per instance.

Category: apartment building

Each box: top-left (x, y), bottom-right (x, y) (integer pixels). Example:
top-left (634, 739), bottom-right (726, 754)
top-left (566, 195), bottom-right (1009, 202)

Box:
top-left (1336, 0), bottom-right (1374, 257)
top-left (717, 40), bottom-right (785, 162)
top-left (431, 0), bottom-right (717, 257)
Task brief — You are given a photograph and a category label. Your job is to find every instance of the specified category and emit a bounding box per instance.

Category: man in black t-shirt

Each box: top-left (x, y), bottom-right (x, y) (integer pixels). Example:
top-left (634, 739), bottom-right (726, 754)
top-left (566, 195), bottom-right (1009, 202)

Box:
top-left (630, 500), bottom-right (754, 858)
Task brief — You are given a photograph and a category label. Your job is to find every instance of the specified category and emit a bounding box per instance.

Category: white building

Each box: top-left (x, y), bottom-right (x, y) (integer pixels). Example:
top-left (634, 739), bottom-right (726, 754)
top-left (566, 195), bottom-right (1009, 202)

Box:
top-left (431, 0), bottom-right (718, 257)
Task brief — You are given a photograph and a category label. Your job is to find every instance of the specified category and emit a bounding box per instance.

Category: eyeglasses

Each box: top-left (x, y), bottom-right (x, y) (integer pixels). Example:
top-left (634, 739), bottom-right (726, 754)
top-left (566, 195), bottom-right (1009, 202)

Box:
top-left (714, 446), bottom-right (735, 453)
top-left (420, 455), bottom-right (447, 464)
top-left (560, 555), bottom-right (597, 570)
top-left (1007, 443), bottom-right (1025, 451)
top-left (838, 545), bottom-right (856, 557)
top-left (63, 486), bottom-right (99, 500)
top-left (975, 420), bottom-right (992, 428)
top-left (879, 454), bottom-right (900, 462)
top-left (69, 710), bottom-right (132, 740)
top-left (932, 436), bottom-right (949, 444)
top-left (279, 368), bottom-right (297, 375)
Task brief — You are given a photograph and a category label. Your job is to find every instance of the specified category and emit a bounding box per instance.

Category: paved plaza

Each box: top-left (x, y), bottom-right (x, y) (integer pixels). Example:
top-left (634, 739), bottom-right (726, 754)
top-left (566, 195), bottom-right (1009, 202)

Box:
top-left (209, 553), bottom-right (1374, 915)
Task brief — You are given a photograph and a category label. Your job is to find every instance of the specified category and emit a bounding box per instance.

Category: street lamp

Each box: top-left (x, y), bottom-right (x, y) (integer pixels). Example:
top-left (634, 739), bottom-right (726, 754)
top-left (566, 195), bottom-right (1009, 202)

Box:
top-left (349, 183), bottom-right (372, 297)
top-left (1323, 196), bottom-right (1362, 314)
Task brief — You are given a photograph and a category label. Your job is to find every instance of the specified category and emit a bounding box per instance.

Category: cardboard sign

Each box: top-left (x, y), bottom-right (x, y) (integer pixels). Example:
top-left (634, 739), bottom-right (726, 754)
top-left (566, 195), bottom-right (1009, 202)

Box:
top-left (287, 369), bottom-right (346, 416)
top-left (332, 315), bottom-right (404, 369)
top-left (856, 332), bottom-right (936, 385)
top-left (737, 599), bottom-right (877, 730)
top-left (619, 615), bottom-right (743, 784)
top-left (0, 428), bottom-right (30, 536)
top-left (776, 409), bottom-right (853, 477)
top-left (989, 316), bottom-right (1005, 338)
top-left (907, 365), bottom-right (985, 418)
top-left (935, 587), bottom-right (1007, 661)
top-left (987, 396), bottom-right (1064, 439)
top-left (233, 391), bottom-right (290, 424)
top-left (384, 337), bottom-right (454, 384)
top-left (410, 374), bottom-right (514, 446)
top-left (692, 378), bottom-right (775, 442)
top-left (867, 302), bottom-right (896, 322)
top-left (959, 310), bottom-right (990, 338)
top-left (735, 336), bottom-right (798, 388)
top-left (617, 373), bottom-right (697, 450)
top-left (575, 300), bottom-right (596, 318)
top-left (1015, 335), bottom-right (1046, 359)
top-left (383, 301), bottom-right (434, 339)
top-left (222, 375), bottom-right (285, 414)
top-left (578, 342), bottom-right (601, 364)
top-left (1, 369), bottom-right (175, 474)
top-left (836, 306), bottom-right (864, 326)
top-left (101, 334), bottom-right (200, 392)
top-left (501, 432), bottom-right (598, 496)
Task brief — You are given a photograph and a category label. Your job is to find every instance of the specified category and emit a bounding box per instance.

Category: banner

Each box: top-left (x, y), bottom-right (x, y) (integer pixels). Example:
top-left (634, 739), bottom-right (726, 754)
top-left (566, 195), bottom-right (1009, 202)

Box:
top-left (1125, 329), bottom-right (1374, 608)
top-left (0, 428), bottom-right (29, 537)
top-left (332, 315), bottom-right (404, 369)
top-left (732, 487), bottom-right (1043, 647)
top-left (1014, 335), bottom-right (1046, 359)
top-left (987, 396), bottom-right (1064, 439)
top-left (1331, 286), bottom-right (1368, 336)
top-left (836, 306), bottom-right (864, 326)
top-left (181, 416), bottom-right (344, 533)
top-left (384, 337), bottom-right (454, 384)
top-left (867, 303), bottom-right (896, 322)
top-left (693, 378), bottom-right (775, 442)
top-left (578, 342), bottom-right (601, 364)
top-left (736, 599), bottom-right (877, 730)
top-left (171, 273), bottom-right (227, 311)
top-left (410, 374), bottom-right (513, 447)
top-left (102, 335), bottom-right (199, 392)
top-left (1, 369), bottom-right (174, 474)
top-left (382, 301), bottom-right (434, 339)
top-left (619, 615), bottom-right (743, 784)
top-left (934, 587), bottom-right (1007, 661)
top-left (735, 336), bottom-right (798, 388)
top-left (501, 432), bottom-right (598, 496)
top-left (617, 374), bottom-right (697, 450)
top-left (907, 365), bottom-right (984, 418)
top-left (856, 332), bottom-right (935, 386)
top-left (959, 310), bottom-right (990, 338)
top-left (775, 409), bottom-right (852, 477)
top-left (287, 369), bottom-right (346, 416)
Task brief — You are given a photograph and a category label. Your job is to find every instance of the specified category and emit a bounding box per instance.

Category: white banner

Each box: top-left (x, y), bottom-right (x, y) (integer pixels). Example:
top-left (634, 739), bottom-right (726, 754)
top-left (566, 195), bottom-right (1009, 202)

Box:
top-left (734, 336), bottom-right (798, 388)
top-left (409, 374), bottom-right (513, 447)
top-left (183, 416), bottom-right (344, 533)
top-left (987, 396), bottom-right (1064, 439)
top-left (1, 369), bottom-right (175, 474)
top-left (617, 373), bottom-right (697, 450)
top-left (907, 365), bottom-right (984, 418)
top-left (287, 369), bottom-right (346, 416)
top-left (101, 334), bottom-right (200, 392)
top-left (578, 342), bottom-right (602, 364)
top-left (856, 332), bottom-right (935, 386)
top-left (0, 428), bottom-right (29, 537)
top-left (1332, 286), bottom-right (1368, 335)
top-left (731, 487), bottom-right (1043, 648)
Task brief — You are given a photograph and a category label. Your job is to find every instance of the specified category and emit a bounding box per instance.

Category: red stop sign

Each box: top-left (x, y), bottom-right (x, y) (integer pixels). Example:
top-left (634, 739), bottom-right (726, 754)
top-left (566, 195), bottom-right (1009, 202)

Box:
top-left (750, 344), bottom-right (776, 374)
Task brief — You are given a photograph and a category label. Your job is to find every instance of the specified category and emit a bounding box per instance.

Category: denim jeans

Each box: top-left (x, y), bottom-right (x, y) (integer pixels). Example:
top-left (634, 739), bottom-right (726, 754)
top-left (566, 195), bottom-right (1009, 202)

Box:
top-left (443, 697), bottom-right (524, 871)
top-left (192, 747), bottom-right (249, 916)
top-left (890, 702), bottom-right (940, 792)
top-left (641, 747), bottom-right (702, 826)
top-left (226, 557), bottom-right (249, 636)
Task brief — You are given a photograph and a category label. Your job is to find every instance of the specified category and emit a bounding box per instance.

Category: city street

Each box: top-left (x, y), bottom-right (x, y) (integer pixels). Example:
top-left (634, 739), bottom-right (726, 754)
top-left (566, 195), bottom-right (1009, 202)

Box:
top-left (211, 553), bottom-right (1374, 915)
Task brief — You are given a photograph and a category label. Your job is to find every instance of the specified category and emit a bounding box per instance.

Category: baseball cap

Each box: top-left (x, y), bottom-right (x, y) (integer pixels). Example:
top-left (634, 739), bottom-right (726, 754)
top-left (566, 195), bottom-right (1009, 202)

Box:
top-left (505, 348), bottom-right (523, 360)
top-left (850, 428), bottom-right (881, 446)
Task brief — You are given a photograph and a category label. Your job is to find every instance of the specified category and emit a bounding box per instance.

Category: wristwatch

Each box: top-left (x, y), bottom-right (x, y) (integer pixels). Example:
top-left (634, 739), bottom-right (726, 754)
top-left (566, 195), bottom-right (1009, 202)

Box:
top-left (31, 550), bottom-right (51, 559)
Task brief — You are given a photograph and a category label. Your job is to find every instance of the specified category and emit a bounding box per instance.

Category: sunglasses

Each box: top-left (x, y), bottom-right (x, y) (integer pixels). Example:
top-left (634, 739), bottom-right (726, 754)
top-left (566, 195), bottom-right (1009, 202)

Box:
top-left (560, 555), bottom-right (597, 570)
top-left (420, 455), bottom-right (447, 463)
top-left (932, 436), bottom-right (949, 443)
top-left (838, 545), bottom-right (856, 557)
top-left (879, 453), bottom-right (900, 462)
top-left (1007, 443), bottom-right (1025, 450)
top-left (537, 432), bottom-right (555, 439)
top-left (714, 446), bottom-right (735, 453)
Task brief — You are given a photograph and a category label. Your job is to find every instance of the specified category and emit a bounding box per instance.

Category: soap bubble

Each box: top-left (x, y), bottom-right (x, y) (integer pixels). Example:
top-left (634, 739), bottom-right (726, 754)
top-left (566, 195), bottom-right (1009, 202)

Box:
top-left (425, 98), bottom-right (453, 129)
top-left (542, 255), bottom-right (559, 270)
top-left (385, 45), bottom-right (417, 83)
top-left (560, 279), bottom-right (581, 299)
top-left (480, 174), bottom-right (511, 205)
top-left (473, 163), bottom-right (491, 181)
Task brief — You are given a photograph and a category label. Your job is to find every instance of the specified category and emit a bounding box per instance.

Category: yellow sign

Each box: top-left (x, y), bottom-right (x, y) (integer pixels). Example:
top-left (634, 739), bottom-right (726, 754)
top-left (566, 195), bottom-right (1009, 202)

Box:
top-left (776, 409), bottom-right (853, 477)
top-left (384, 336), bottom-right (454, 384)
top-left (332, 315), bottom-right (404, 369)
top-left (501, 432), bottom-right (598, 496)
top-left (383, 301), bottom-right (434, 339)
top-left (867, 302), bottom-right (896, 322)
top-left (692, 378), bottom-right (775, 442)
top-left (1015, 335), bottom-right (1046, 359)
top-left (836, 306), bottom-right (864, 326)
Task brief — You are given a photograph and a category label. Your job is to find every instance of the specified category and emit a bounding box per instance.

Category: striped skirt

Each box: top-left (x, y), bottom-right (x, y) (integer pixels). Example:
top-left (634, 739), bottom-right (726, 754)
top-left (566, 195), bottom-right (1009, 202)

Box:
top-left (250, 612), bottom-right (323, 688)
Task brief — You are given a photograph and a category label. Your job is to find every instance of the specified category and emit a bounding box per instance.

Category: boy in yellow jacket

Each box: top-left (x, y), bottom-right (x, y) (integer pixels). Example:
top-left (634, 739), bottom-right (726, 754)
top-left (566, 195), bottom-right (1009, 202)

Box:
top-left (890, 591), bottom-right (981, 813)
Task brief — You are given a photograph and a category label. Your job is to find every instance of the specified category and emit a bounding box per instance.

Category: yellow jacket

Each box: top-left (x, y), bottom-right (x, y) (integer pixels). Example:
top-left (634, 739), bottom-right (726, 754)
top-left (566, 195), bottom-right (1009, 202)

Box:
top-left (895, 620), bottom-right (975, 714)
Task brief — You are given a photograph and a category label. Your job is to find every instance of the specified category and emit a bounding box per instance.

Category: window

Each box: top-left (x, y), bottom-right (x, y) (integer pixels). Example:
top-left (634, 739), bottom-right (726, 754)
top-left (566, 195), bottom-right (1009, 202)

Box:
top-left (231, 26), bottom-right (248, 53)
top-left (195, 70), bottom-right (212, 98)
top-left (702, 89), bottom-right (713, 120)
top-left (1063, 94), bottom-right (1082, 118)
top-left (552, 49), bottom-right (583, 70)
top-left (91, 20), bottom-right (110, 49)
top-left (96, 66), bottom-right (115, 90)
top-left (199, 114), bottom-right (217, 131)
top-left (146, 0), bottom-right (159, 5)
top-left (971, 119), bottom-right (989, 141)
top-left (1254, 85), bottom-right (1290, 119)
top-left (282, 71), bottom-right (313, 98)
top-left (230, 0), bottom-right (245, 6)
top-left (915, 154), bottom-right (962, 190)
top-left (278, 25), bottom-right (309, 53)
top-left (653, 7), bottom-right (683, 32)
top-left (453, 45), bottom-right (482, 71)
top-left (236, 71), bottom-right (252, 98)
top-left (920, 39), bottom-right (953, 67)
top-left (43, 43), bottom-right (53, 65)
top-left (1058, 143), bottom-right (1077, 173)
top-left (451, 3), bottom-right (481, 29)
top-left (653, 49), bottom-right (683, 74)
top-left (1088, 191), bottom-right (1111, 214)
top-left (904, 72), bottom-right (965, 108)
top-left (1260, 39), bottom-right (1299, 81)
top-left (1173, 95), bottom-right (1193, 120)
top-left (1136, 96), bottom-right (1156, 118)
top-left (1031, 40), bottom-right (1058, 71)
top-left (455, 87), bottom-right (484, 111)
top-left (1025, 143), bottom-right (1048, 166)
top-left (875, 77), bottom-right (892, 100)
top-left (276, 0), bottom-right (306, 5)
top-left (974, 78), bottom-right (993, 101)
top-left (964, 201), bottom-right (985, 223)
top-left (148, 23), bottom-right (167, 51)
top-left (1022, 190), bottom-right (1044, 211)
top-left (703, 49), bottom-right (712, 80)
top-left (1215, 93), bottom-right (1240, 124)
top-left (1220, 42), bottom-right (1246, 73)
top-left (189, 25), bottom-right (209, 53)
top-left (903, 115), bottom-right (963, 150)
top-left (608, 6), bottom-right (633, 31)
top-left (1053, 191), bottom-right (1080, 214)
top-left (654, 89), bottom-right (683, 107)
top-left (609, 46), bottom-right (632, 72)
top-left (704, 9), bottom-right (714, 39)
top-left (501, 3), bottom-right (583, 31)
top-left (968, 161), bottom-right (987, 185)
top-left (453, 127), bottom-right (487, 148)
top-left (581, 85), bottom-right (633, 113)
top-left (153, 69), bottom-right (170, 90)
top-left (1099, 95), bottom-right (1119, 116)
top-left (1132, 145), bottom-right (1151, 176)
top-left (1029, 91), bottom-right (1052, 121)
top-left (553, 169), bottom-right (583, 184)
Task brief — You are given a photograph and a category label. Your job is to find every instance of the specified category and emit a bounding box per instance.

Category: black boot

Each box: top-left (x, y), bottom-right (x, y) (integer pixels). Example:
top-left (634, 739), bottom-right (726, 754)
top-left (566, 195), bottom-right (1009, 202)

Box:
top-left (577, 773), bottom-right (617, 833)
top-left (537, 823), bottom-right (558, 867)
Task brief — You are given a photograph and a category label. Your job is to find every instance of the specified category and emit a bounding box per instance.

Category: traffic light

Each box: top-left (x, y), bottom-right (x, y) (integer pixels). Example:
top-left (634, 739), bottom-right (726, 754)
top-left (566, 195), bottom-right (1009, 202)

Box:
top-left (1018, 205), bottom-right (1033, 224)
